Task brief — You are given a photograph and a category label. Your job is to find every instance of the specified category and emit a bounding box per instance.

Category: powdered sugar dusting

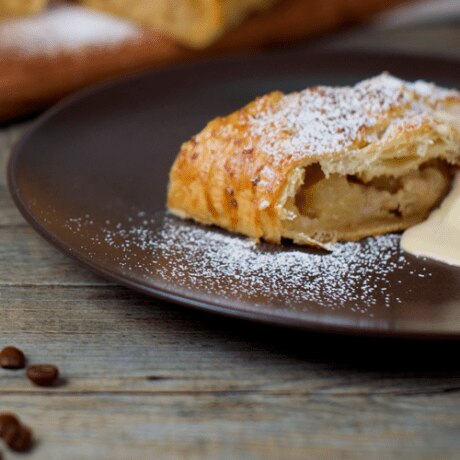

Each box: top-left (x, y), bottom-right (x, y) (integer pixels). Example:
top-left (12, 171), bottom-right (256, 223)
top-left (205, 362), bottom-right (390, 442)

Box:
top-left (251, 73), bottom-right (458, 162)
top-left (65, 213), bottom-right (433, 315)
top-left (0, 4), bottom-right (141, 55)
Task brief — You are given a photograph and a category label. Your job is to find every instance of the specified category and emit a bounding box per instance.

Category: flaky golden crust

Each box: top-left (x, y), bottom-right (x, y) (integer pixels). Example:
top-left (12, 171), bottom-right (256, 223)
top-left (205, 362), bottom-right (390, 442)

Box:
top-left (168, 92), bottom-right (287, 242)
top-left (167, 74), bottom-right (460, 246)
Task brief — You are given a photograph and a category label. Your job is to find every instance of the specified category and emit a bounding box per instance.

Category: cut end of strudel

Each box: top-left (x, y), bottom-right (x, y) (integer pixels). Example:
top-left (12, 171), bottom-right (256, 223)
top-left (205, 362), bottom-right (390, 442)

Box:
top-left (167, 73), bottom-right (460, 247)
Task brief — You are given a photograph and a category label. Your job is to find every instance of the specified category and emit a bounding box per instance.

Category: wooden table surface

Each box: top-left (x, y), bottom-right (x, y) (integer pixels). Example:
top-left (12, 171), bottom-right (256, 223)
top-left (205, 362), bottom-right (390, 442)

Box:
top-left (1, 20), bottom-right (460, 460)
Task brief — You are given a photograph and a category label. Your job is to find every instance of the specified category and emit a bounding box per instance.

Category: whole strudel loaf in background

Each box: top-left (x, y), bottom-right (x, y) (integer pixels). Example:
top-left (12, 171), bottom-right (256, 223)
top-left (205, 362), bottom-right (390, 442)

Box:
top-left (80, 0), bottom-right (277, 48)
top-left (0, 0), bottom-right (408, 121)
top-left (0, 0), bottom-right (46, 18)
top-left (167, 74), bottom-right (460, 247)
top-left (78, 0), bottom-right (410, 49)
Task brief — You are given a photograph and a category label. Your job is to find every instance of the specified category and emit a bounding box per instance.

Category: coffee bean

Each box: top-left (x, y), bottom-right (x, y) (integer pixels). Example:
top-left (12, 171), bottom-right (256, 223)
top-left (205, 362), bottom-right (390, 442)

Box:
top-left (27, 364), bottom-right (59, 387)
top-left (0, 346), bottom-right (26, 369)
top-left (0, 412), bottom-right (33, 453)
top-left (0, 413), bottom-right (20, 438)
top-left (6, 425), bottom-right (33, 452)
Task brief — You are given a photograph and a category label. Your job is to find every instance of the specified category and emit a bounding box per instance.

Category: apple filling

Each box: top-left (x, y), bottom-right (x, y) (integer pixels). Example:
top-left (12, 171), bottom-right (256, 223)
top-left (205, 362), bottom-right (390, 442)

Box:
top-left (282, 161), bottom-right (452, 244)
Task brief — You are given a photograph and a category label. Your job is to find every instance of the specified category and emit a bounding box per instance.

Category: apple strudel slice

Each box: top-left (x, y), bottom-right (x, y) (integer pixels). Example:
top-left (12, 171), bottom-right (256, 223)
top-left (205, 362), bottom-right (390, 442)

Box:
top-left (167, 73), bottom-right (460, 247)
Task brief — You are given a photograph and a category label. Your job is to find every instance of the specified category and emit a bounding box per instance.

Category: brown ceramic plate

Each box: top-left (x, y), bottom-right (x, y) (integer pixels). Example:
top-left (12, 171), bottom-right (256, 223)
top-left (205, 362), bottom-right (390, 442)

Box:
top-left (8, 50), bottom-right (460, 339)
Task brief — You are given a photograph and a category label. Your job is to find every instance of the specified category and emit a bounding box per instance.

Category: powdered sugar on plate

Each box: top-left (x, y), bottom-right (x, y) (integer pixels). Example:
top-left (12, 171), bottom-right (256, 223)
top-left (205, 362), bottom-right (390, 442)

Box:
top-left (65, 213), bottom-right (432, 316)
top-left (0, 3), bottom-right (141, 55)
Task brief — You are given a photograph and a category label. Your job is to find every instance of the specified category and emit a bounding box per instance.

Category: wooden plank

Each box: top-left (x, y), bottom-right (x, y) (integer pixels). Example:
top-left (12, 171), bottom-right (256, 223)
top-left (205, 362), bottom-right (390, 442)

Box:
top-left (1, 286), bottom-right (460, 395)
top-left (0, 392), bottom-right (459, 460)
top-left (1, 285), bottom-right (460, 458)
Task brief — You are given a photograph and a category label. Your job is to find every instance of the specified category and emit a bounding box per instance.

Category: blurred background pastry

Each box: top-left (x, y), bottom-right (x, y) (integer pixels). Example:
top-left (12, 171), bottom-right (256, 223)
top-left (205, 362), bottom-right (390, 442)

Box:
top-left (0, 0), bottom-right (46, 18)
top-left (80, 0), bottom-right (277, 48)
top-left (0, 0), bottom-right (441, 122)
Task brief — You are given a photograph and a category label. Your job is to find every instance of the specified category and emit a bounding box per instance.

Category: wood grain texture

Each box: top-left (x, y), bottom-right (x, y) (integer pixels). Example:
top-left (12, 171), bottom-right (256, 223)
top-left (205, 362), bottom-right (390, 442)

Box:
top-left (1, 27), bottom-right (460, 458)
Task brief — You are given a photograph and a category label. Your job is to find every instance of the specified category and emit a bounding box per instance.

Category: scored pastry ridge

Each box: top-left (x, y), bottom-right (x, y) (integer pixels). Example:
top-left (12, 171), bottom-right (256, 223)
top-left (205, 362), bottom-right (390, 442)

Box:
top-left (167, 73), bottom-right (460, 247)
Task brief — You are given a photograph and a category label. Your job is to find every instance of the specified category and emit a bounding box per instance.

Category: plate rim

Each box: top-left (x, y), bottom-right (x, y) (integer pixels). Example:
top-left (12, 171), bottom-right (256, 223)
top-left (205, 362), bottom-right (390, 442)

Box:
top-left (8, 49), bottom-right (460, 340)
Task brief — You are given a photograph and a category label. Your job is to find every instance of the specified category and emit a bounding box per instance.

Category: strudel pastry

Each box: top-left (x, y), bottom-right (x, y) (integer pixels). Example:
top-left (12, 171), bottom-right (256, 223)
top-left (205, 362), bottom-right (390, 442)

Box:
top-left (80, 0), bottom-right (276, 48)
top-left (0, 0), bottom-right (46, 18)
top-left (167, 74), bottom-right (460, 247)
